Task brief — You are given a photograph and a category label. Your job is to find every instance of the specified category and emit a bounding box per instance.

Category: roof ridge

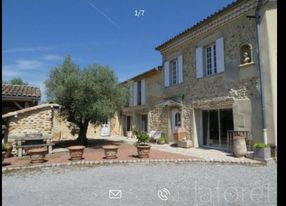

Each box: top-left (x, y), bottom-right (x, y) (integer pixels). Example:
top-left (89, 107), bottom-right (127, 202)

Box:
top-left (2, 103), bottom-right (61, 118)
top-left (155, 0), bottom-right (249, 50)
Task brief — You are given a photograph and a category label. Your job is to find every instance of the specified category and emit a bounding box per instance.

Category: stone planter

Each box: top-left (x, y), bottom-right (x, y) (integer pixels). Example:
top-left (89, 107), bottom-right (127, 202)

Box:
top-left (102, 145), bottom-right (119, 159)
top-left (5, 143), bottom-right (13, 158)
top-left (28, 148), bottom-right (47, 163)
top-left (2, 152), bottom-right (6, 163)
top-left (232, 135), bottom-right (247, 157)
top-left (136, 144), bottom-right (151, 158)
top-left (127, 131), bottom-right (132, 138)
top-left (254, 147), bottom-right (271, 161)
top-left (68, 145), bottom-right (85, 161)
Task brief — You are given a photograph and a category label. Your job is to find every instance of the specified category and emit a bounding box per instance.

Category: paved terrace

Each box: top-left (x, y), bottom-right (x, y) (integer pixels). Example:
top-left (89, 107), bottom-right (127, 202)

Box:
top-left (112, 136), bottom-right (261, 164)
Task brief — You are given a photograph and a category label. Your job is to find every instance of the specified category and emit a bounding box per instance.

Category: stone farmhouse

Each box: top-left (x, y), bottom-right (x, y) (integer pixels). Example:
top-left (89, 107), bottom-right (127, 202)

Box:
top-left (121, 0), bottom-right (277, 151)
top-left (2, 0), bottom-right (276, 153)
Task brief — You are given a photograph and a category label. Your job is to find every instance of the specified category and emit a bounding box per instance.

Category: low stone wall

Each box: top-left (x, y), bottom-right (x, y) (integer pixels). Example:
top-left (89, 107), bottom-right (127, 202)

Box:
top-left (8, 107), bottom-right (53, 138)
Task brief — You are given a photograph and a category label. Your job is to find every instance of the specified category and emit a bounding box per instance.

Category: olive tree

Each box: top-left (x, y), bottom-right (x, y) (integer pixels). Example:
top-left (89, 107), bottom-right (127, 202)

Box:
top-left (45, 56), bottom-right (129, 145)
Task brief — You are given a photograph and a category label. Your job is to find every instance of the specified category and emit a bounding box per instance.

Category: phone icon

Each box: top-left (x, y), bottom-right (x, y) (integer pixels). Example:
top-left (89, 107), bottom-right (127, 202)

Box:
top-left (157, 188), bottom-right (170, 201)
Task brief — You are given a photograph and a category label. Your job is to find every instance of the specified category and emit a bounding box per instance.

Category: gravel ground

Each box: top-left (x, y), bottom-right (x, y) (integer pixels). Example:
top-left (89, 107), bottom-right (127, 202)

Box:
top-left (2, 162), bottom-right (276, 206)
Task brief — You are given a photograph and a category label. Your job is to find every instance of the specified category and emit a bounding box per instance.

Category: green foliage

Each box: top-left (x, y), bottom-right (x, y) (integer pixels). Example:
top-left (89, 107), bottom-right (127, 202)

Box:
top-left (45, 55), bottom-right (129, 144)
top-left (254, 142), bottom-right (271, 149)
top-left (2, 143), bottom-right (7, 152)
top-left (4, 78), bottom-right (28, 85)
top-left (133, 129), bottom-right (150, 145)
top-left (158, 136), bottom-right (166, 144)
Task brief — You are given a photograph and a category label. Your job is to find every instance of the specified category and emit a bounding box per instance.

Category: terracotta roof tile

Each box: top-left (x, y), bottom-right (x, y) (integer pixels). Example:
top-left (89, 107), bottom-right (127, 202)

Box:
top-left (2, 84), bottom-right (41, 98)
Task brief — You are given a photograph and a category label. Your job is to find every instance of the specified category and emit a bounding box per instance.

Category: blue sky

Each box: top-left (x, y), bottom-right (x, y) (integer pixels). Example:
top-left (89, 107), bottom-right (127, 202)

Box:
top-left (2, 0), bottom-right (234, 101)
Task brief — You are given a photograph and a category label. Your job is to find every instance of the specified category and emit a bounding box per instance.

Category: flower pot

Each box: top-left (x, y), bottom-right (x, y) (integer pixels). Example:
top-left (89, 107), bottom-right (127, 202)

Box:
top-left (232, 135), bottom-right (247, 157)
top-left (102, 145), bottom-right (119, 159)
top-left (28, 148), bottom-right (47, 163)
top-left (2, 152), bottom-right (6, 163)
top-left (136, 144), bottom-right (151, 158)
top-left (127, 131), bottom-right (132, 138)
top-left (254, 147), bottom-right (271, 161)
top-left (68, 145), bottom-right (85, 161)
top-left (5, 143), bottom-right (13, 158)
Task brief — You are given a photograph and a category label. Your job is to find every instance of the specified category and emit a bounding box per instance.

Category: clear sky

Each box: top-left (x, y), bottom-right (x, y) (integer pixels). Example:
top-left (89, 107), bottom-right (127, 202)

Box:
top-left (2, 0), bottom-right (234, 102)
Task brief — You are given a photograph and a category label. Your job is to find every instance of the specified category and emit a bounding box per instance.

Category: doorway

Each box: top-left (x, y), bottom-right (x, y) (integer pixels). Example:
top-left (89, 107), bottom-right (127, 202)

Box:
top-left (202, 109), bottom-right (233, 148)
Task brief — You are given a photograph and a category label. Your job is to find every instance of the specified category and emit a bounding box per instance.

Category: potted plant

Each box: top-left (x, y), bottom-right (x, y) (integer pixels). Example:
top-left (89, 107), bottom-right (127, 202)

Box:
top-left (2, 143), bottom-right (7, 163)
top-left (158, 136), bottom-right (166, 144)
top-left (133, 129), bottom-right (151, 158)
top-left (68, 145), bottom-right (85, 161)
top-left (102, 145), bottom-right (119, 159)
top-left (253, 143), bottom-right (271, 161)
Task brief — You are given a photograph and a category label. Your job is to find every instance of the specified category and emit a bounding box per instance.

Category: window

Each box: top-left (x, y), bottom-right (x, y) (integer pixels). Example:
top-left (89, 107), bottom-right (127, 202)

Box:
top-left (205, 44), bottom-right (217, 76)
top-left (175, 112), bottom-right (181, 127)
top-left (170, 59), bottom-right (178, 85)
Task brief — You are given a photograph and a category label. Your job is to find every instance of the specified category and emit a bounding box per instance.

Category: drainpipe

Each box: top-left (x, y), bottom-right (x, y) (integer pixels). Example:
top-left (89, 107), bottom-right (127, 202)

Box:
top-left (255, 0), bottom-right (268, 144)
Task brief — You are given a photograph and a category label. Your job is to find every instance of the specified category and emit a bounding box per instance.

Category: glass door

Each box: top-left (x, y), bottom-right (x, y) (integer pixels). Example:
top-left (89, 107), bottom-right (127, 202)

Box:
top-left (202, 109), bottom-right (233, 149)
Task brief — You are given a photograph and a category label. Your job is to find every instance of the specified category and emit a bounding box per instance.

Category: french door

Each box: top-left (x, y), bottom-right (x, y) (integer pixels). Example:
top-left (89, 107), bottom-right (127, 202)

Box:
top-left (202, 109), bottom-right (233, 148)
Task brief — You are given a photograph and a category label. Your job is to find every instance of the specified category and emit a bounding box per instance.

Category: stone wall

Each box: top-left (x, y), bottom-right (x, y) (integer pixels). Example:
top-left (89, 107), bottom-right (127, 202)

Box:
top-left (8, 107), bottom-right (53, 138)
top-left (6, 105), bottom-right (122, 141)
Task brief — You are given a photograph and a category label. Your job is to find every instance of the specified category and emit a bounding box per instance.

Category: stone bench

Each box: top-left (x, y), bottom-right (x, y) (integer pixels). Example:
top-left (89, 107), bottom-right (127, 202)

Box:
top-left (15, 134), bottom-right (54, 157)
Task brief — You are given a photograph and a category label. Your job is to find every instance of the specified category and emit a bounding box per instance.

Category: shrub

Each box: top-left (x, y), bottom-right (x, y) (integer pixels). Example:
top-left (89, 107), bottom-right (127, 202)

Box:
top-left (133, 129), bottom-right (150, 145)
top-left (254, 142), bottom-right (271, 149)
top-left (158, 136), bottom-right (166, 144)
top-left (2, 143), bottom-right (7, 152)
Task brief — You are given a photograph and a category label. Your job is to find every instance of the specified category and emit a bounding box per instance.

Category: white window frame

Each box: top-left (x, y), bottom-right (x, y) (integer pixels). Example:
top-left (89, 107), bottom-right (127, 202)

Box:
top-left (169, 58), bottom-right (178, 86)
top-left (205, 43), bottom-right (217, 76)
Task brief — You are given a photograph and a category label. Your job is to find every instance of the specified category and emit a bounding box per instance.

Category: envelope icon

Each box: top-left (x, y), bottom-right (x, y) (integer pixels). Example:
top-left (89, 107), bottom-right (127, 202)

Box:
top-left (109, 190), bottom-right (122, 199)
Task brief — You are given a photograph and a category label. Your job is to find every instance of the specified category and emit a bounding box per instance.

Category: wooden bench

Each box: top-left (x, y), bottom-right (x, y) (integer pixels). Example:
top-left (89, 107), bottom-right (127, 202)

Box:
top-left (16, 133), bottom-right (54, 157)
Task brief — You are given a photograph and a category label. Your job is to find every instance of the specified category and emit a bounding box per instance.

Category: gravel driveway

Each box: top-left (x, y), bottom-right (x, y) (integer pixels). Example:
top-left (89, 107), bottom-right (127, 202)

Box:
top-left (2, 163), bottom-right (276, 206)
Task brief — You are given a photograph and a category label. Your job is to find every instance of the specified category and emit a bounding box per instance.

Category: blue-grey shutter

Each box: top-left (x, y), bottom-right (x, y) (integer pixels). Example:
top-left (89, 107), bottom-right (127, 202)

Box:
top-left (164, 61), bottom-right (170, 87)
top-left (196, 47), bottom-right (203, 78)
top-left (178, 55), bottom-right (183, 83)
top-left (129, 83), bottom-right (133, 106)
top-left (216, 37), bottom-right (225, 73)
top-left (141, 79), bottom-right (146, 105)
top-left (133, 82), bottom-right (138, 106)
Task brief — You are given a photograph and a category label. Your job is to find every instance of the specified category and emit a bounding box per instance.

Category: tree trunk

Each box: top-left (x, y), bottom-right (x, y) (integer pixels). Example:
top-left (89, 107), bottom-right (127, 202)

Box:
top-left (77, 120), bottom-right (89, 146)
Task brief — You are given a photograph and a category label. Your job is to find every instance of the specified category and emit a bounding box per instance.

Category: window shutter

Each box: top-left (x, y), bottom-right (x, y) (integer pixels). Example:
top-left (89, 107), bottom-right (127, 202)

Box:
top-left (141, 79), bottom-right (146, 105)
top-left (164, 61), bottom-right (170, 87)
top-left (196, 47), bottom-right (203, 78)
top-left (178, 55), bottom-right (183, 83)
top-left (216, 37), bottom-right (225, 73)
top-left (133, 82), bottom-right (138, 106)
top-left (129, 84), bottom-right (133, 106)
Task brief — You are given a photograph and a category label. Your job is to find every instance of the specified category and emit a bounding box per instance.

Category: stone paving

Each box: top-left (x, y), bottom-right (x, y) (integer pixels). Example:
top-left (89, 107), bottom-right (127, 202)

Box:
top-left (111, 136), bottom-right (262, 164)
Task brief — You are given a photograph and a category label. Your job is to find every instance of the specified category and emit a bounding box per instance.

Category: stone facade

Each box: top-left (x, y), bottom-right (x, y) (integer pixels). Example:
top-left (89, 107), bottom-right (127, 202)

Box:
top-left (153, 0), bottom-right (270, 147)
